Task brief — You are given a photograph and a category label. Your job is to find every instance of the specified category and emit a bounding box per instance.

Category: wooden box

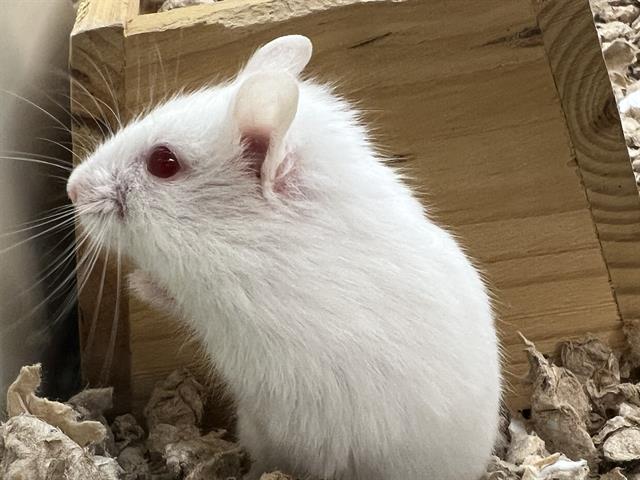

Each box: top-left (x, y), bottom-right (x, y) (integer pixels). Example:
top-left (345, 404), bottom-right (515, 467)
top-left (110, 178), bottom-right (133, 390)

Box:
top-left (70, 0), bottom-right (640, 417)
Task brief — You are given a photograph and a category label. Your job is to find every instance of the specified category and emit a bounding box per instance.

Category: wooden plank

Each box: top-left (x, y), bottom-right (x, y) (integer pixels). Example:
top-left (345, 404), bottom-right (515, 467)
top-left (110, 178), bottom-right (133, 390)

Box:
top-left (113, 0), bottom-right (624, 411)
top-left (69, 0), bottom-right (637, 412)
top-left (456, 210), bottom-right (604, 263)
top-left (70, 0), bottom-right (135, 413)
top-left (127, 0), bottom-right (404, 36)
top-left (533, 0), bottom-right (640, 327)
top-left (71, 0), bottom-right (130, 126)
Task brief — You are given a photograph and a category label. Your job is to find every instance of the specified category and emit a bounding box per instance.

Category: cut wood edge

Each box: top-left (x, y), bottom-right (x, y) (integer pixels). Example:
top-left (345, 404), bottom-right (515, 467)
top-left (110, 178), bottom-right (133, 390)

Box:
top-left (533, 0), bottom-right (640, 328)
top-left (72, 0), bottom-right (139, 36)
top-left (126, 0), bottom-right (406, 35)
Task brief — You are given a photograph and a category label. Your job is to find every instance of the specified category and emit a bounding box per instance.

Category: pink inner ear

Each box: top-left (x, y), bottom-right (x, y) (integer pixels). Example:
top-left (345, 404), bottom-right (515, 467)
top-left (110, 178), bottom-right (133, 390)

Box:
top-left (241, 133), bottom-right (270, 177)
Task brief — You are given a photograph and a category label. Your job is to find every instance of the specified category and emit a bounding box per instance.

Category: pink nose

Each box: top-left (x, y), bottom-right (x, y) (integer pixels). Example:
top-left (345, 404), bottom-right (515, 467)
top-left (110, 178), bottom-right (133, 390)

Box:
top-left (67, 184), bottom-right (78, 204)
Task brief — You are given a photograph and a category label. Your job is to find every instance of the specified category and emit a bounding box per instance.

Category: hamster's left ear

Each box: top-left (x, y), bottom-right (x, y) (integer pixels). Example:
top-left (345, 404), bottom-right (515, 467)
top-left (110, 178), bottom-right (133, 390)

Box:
top-left (241, 35), bottom-right (313, 78)
top-left (232, 70), bottom-right (299, 197)
top-left (232, 35), bottom-right (312, 198)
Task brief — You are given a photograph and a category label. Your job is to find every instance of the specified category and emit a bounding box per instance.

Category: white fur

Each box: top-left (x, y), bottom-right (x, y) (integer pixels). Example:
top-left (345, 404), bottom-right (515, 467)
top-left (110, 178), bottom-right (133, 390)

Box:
top-left (68, 36), bottom-right (501, 480)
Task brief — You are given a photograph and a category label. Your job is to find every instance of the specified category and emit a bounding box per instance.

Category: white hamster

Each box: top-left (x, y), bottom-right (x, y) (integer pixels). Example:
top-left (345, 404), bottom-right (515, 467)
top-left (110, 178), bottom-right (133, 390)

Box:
top-left (67, 35), bottom-right (501, 480)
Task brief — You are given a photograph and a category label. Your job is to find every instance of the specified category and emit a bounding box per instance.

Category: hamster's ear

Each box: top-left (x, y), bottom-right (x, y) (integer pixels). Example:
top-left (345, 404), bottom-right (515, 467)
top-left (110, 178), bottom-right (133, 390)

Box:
top-left (233, 71), bottom-right (299, 196)
top-left (241, 35), bottom-right (312, 78)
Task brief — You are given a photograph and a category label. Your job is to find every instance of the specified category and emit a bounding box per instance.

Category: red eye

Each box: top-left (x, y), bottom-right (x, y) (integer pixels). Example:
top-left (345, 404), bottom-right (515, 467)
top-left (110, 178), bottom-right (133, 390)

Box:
top-left (146, 146), bottom-right (182, 179)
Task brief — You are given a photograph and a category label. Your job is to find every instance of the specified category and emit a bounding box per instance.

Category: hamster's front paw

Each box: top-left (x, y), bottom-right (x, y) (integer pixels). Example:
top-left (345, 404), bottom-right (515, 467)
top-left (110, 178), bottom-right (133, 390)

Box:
top-left (128, 269), bottom-right (176, 312)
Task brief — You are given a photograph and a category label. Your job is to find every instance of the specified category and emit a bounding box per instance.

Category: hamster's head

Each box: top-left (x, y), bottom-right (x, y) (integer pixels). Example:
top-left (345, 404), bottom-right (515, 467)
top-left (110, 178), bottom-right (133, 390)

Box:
top-left (67, 35), bottom-right (320, 272)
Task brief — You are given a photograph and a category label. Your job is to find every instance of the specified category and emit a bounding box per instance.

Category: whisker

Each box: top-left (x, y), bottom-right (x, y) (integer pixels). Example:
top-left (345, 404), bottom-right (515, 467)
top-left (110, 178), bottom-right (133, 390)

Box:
top-left (0, 155), bottom-right (73, 172)
top-left (55, 225), bottom-right (103, 301)
top-left (100, 231), bottom-right (120, 384)
top-left (76, 230), bottom-right (107, 300)
top-left (35, 227), bottom-right (82, 283)
top-left (35, 284), bottom-right (79, 338)
top-left (0, 215), bottom-right (78, 255)
top-left (154, 42), bottom-right (169, 100)
top-left (29, 205), bottom-right (76, 223)
top-left (77, 51), bottom-right (123, 129)
top-left (41, 89), bottom-right (74, 120)
top-left (41, 225), bottom-right (81, 261)
top-left (0, 89), bottom-right (72, 134)
top-left (0, 208), bottom-right (76, 239)
top-left (148, 50), bottom-right (156, 110)
top-left (55, 123), bottom-right (93, 144)
top-left (3, 150), bottom-right (74, 166)
top-left (136, 51), bottom-right (142, 113)
top-left (69, 76), bottom-right (116, 138)
top-left (83, 245), bottom-right (110, 357)
top-left (42, 231), bottom-right (97, 296)
top-left (33, 227), bottom-right (106, 335)
top-left (43, 134), bottom-right (73, 148)
top-left (26, 226), bottom-right (94, 294)
top-left (45, 174), bottom-right (72, 183)
top-left (0, 223), bottom-right (102, 334)
top-left (174, 29), bottom-right (183, 91)
top-left (37, 137), bottom-right (83, 162)
top-left (4, 204), bottom-right (74, 231)
top-left (35, 89), bottom-right (83, 144)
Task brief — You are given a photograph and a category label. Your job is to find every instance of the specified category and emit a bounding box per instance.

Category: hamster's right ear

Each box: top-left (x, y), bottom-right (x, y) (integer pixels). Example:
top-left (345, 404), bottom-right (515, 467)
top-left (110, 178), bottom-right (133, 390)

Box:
top-left (241, 35), bottom-right (312, 78)
top-left (232, 70), bottom-right (299, 198)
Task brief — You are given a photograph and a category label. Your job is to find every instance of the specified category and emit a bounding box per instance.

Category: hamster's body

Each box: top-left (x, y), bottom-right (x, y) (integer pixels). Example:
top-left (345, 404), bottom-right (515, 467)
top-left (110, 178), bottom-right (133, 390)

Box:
top-left (68, 36), bottom-right (501, 479)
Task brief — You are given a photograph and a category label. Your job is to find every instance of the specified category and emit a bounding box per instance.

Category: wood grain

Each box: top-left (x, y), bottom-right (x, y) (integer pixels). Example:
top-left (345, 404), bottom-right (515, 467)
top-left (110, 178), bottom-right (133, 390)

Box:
top-left (536, 0), bottom-right (640, 320)
top-left (69, 0), bottom-right (636, 414)
top-left (533, 0), bottom-right (640, 350)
